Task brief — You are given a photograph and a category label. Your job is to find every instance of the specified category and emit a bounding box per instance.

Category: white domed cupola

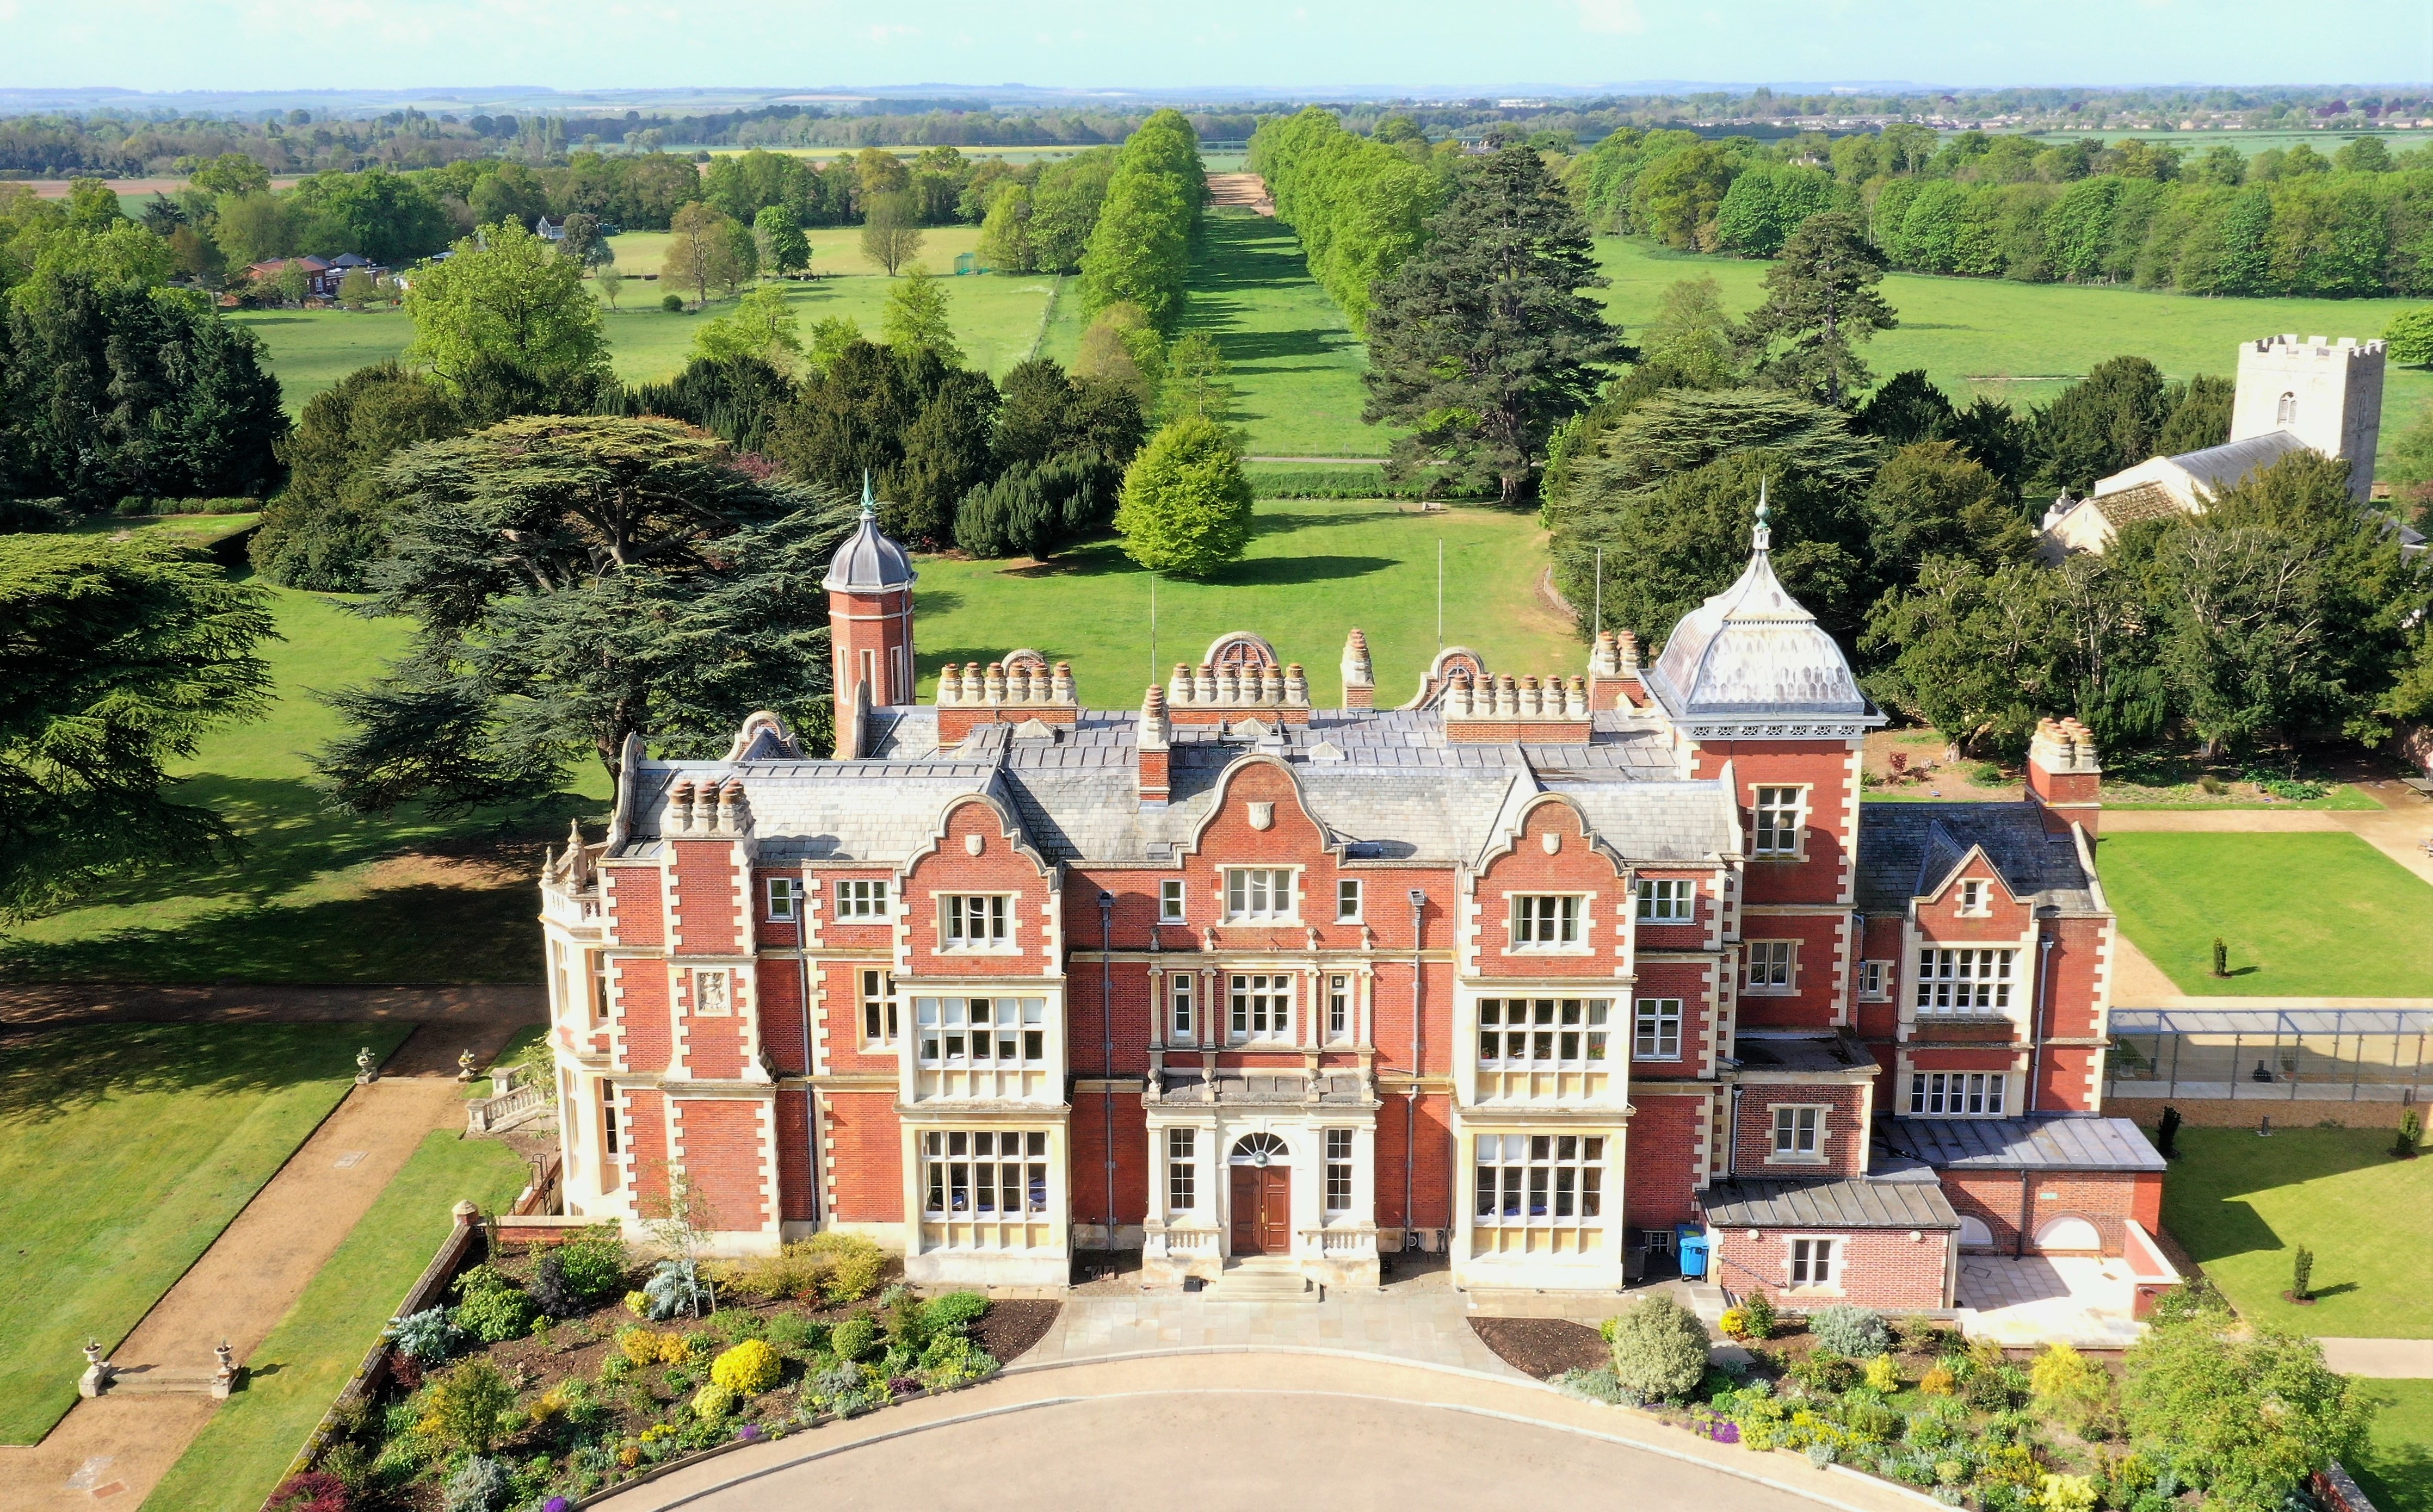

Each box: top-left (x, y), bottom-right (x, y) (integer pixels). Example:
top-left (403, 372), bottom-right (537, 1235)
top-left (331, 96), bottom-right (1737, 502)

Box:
top-left (1644, 487), bottom-right (1882, 734)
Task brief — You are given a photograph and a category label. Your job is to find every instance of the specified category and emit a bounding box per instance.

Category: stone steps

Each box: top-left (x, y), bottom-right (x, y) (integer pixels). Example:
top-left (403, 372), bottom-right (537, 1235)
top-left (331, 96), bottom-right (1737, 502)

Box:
top-left (1207, 1260), bottom-right (1320, 1304)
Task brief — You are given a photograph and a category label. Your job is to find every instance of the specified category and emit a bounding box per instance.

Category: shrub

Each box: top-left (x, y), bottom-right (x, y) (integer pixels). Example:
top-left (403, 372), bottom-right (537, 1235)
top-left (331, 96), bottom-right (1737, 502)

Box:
top-left (1811, 1304), bottom-right (1891, 1358)
top-left (1739, 1291), bottom-right (1777, 1340)
top-left (453, 1265), bottom-right (536, 1344)
top-left (830, 1313), bottom-right (878, 1361)
top-left (806, 1232), bottom-right (887, 1303)
top-left (712, 1339), bottom-right (783, 1396)
top-left (2029, 1343), bottom-right (2108, 1419)
top-left (1790, 1349), bottom-right (1860, 1393)
top-left (662, 293), bottom-right (684, 313)
top-left (265, 1472), bottom-right (350, 1512)
top-left (714, 1241), bottom-right (825, 1302)
top-left (764, 1314), bottom-right (826, 1354)
top-left (922, 1290), bottom-right (991, 1335)
top-left (690, 1382), bottom-right (739, 1421)
top-left (2290, 1245), bottom-right (2314, 1302)
top-left (1717, 1306), bottom-right (1750, 1340)
top-left (1557, 1365), bottom-right (1632, 1405)
top-left (1919, 1365), bottom-right (1957, 1396)
top-left (643, 1257), bottom-right (711, 1319)
top-left (2123, 1317), bottom-right (2368, 1512)
top-left (1604, 1294), bottom-right (1711, 1403)
top-left (623, 1290), bottom-right (651, 1318)
top-left (706, 1307), bottom-right (765, 1345)
top-left (534, 1232), bottom-right (628, 1316)
top-left (383, 1306), bottom-right (462, 1364)
top-left (1893, 1315), bottom-right (1948, 1354)
top-left (915, 1334), bottom-right (998, 1391)
top-left (2147, 1278), bottom-right (2233, 1327)
top-left (440, 1455), bottom-right (507, 1512)
top-left (1967, 1365), bottom-right (2029, 1412)
top-left (430, 1359), bottom-right (516, 1454)
top-left (616, 1327), bottom-right (662, 1366)
top-left (1863, 1353), bottom-right (1901, 1393)
top-left (2395, 1108), bottom-right (2422, 1159)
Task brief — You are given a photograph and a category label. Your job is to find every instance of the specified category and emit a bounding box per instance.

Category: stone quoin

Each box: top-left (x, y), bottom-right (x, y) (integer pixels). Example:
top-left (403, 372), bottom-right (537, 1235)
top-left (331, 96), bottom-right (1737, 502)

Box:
top-left (536, 494), bottom-right (2162, 1304)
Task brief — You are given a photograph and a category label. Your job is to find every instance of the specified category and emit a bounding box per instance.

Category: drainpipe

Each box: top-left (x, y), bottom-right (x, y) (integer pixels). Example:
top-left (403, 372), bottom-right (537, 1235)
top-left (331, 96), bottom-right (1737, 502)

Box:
top-left (2017, 1170), bottom-right (2034, 1259)
top-left (1406, 888), bottom-right (1425, 1251)
top-left (1100, 890), bottom-right (1116, 1256)
top-left (1726, 1084), bottom-right (1743, 1178)
top-left (794, 900), bottom-right (819, 1225)
top-left (2031, 927), bottom-right (2055, 1116)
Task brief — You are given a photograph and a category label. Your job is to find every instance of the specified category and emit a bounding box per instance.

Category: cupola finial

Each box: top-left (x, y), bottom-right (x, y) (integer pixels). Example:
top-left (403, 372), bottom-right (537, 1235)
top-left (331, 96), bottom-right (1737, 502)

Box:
top-left (860, 470), bottom-right (876, 520)
top-left (1752, 478), bottom-right (1771, 554)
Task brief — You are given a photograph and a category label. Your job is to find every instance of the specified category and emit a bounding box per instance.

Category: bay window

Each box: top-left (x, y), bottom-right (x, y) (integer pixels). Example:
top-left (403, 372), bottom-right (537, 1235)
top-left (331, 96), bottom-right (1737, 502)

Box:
top-left (1477, 997), bottom-right (1611, 1067)
top-left (914, 996), bottom-right (1049, 1066)
top-left (1914, 949), bottom-right (2016, 1015)
top-left (922, 1130), bottom-right (1051, 1217)
top-left (1474, 1133), bottom-right (1604, 1224)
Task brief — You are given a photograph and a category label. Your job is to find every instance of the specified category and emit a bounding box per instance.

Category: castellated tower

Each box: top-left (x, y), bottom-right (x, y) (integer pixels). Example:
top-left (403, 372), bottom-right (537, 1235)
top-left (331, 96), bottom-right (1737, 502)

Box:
top-left (2232, 334), bottom-right (2386, 501)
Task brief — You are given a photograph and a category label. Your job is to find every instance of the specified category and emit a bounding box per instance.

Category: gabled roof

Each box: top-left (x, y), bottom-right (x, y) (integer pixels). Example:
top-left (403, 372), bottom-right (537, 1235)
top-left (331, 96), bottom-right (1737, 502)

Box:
top-left (2165, 430), bottom-right (2308, 495)
top-left (2085, 480), bottom-right (2183, 531)
top-left (1855, 802), bottom-right (2098, 914)
top-left (1646, 497), bottom-right (1878, 729)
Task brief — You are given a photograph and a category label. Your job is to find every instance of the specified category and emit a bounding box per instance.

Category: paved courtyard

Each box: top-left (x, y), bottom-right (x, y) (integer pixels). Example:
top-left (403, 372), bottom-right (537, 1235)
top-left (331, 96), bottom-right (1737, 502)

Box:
top-left (598, 1353), bottom-right (1931, 1512)
top-left (1955, 1255), bottom-right (2145, 1348)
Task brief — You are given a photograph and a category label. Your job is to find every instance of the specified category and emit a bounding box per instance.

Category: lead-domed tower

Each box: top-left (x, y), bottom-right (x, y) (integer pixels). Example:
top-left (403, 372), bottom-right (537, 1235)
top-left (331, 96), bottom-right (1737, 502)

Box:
top-left (823, 474), bottom-right (917, 755)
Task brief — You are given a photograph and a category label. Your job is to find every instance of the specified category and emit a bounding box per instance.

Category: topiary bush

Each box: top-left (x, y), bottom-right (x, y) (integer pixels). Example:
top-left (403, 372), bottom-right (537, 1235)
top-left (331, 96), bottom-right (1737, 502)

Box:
top-left (711, 1339), bottom-right (783, 1396)
top-left (452, 1265), bottom-right (536, 1344)
top-left (1811, 1304), bottom-right (1890, 1358)
top-left (1603, 1294), bottom-right (1712, 1402)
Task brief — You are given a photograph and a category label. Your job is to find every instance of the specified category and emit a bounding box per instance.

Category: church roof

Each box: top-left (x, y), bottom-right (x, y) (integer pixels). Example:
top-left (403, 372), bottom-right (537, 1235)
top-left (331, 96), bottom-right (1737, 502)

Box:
top-left (2162, 429), bottom-right (2308, 495)
top-left (821, 476), bottom-right (915, 592)
top-left (1645, 497), bottom-right (1877, 729)
top-left (2083, 480), bottom-right (2183, 532)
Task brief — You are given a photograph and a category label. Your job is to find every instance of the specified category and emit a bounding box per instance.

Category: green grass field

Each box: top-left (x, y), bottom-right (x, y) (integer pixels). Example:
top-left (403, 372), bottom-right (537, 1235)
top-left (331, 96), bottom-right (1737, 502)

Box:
top-left (2027, 129), bottom-right (2433, 159)
top-left (2160, 1127), bottom-right (2433, 1340)
top-left (0, 1023), bottom-right (410, 1444)
top-left (2355, 1378), bottom-right (2433, 1512)
top-left (234, 225), bottom-right (1057, 412)
top-left (141, 1128), bottom-right (532, 1512)
top-left (2095, 832), bottom-right (2433, 997)
top-left (1591, 237), bottom-right (2433, 473)
top-left (910, 497), bottom-right (1574, 709)
top-left (0, 583), bottom-right (597, 984)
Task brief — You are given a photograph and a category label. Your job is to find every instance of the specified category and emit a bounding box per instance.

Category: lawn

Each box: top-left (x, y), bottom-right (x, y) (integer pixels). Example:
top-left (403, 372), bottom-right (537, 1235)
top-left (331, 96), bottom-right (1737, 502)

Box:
top-left (2094, 832), bottom-right (2433, 997)
top-left (910, 497), bottom-right (1575, 709)
top-left (0, 1023), bottom-right (410, 1444)
top-left (1038, 208), bottom-right (1390, 460)
top-left (233, 224), bottom-right (1058, 413)
top-left (2160, 1127), bottom-right (2433, 1341)
top-left (1591, 237), bottom-right (2433, 472)
top-left (0, 582), bottom-right (599, 984)
top-left (141, 1128), bottom-right (533, 1512)
top-left (2355, 1378), bottom-right (2433, 1512)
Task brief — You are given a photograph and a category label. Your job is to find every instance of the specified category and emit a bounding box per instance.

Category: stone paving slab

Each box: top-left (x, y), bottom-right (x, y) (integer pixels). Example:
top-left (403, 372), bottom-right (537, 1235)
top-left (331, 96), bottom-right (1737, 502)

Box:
top-left (2317, 1337), bottom-right (2433, 1378)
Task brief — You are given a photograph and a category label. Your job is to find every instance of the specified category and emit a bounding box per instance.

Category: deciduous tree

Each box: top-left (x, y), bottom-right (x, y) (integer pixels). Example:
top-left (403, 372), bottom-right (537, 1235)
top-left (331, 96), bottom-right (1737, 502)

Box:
top-left (405, 221), bottom-right (610, 417)
top-left (879, 264), bottom-right (960, 364)
top-left (755, 205), bottom-right (810, 277)
top-left (1114, 416), bottom-right (1252, 579)
top-left (860, 193), bottom-right (924, 277)
top-left (662, 201), bottom-right (745, 310)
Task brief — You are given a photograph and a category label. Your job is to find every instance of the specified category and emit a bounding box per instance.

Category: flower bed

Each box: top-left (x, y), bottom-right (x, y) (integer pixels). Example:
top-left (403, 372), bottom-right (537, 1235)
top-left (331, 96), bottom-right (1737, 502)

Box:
top-left (1538, 1291), bottom-right (2369, 1512)
top-left (268, 1229), bottom-right (1058, 1512)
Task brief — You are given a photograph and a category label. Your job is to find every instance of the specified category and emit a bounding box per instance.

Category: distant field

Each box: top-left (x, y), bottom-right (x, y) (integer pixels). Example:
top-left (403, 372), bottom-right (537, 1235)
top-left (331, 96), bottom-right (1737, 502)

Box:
top-left (1592, 237), bottom-right (2433, 470)
top-left (233, 222), bottom-right (1057, 410)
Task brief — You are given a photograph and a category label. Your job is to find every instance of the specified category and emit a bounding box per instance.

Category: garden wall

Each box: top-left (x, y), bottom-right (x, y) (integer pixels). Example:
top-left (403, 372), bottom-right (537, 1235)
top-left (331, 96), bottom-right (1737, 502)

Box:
top-left (2107, 1093), bottom-right (2422, 1131)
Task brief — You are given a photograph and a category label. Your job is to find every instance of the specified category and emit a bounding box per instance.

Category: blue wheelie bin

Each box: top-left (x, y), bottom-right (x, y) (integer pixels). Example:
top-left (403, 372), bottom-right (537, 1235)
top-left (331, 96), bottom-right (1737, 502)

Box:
top-left (1675, 1223), bottom-right (1710, 1281)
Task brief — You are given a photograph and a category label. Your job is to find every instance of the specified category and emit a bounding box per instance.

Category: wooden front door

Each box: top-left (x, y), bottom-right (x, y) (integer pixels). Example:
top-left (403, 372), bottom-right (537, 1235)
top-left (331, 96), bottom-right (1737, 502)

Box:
top-left (1230, 1164), bottom-right (1291, 1255)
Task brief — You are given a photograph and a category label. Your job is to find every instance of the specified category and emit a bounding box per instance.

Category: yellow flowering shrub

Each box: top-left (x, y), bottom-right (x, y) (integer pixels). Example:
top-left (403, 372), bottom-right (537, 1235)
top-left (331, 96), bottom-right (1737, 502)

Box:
top-left (712, 1339), bottom-right (783, 1396)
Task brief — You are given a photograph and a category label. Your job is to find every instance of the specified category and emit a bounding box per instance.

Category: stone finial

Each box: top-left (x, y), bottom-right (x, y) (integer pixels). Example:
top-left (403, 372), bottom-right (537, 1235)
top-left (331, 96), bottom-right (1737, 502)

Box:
top-left (562, 817), bottom-right (591, 888)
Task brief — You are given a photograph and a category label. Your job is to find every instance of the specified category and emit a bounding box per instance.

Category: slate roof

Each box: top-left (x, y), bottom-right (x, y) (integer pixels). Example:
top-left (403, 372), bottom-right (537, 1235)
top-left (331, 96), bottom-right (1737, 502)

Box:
top-left (2165, 430), bottom-right (2308, 495)
top-left (1701, 1165), bottom-right (1960, 1230)
top-left (1878, 1116), bottom-right (2166, 1173)
top-left (1735, 1035), bottom-right (1876, 1075)
top-left (822, 486), bottom-right (915, 591)
top-left (615, 703), bottom-right (1743, 869)
top-left (1854, 802), bottom-right (2099, 914)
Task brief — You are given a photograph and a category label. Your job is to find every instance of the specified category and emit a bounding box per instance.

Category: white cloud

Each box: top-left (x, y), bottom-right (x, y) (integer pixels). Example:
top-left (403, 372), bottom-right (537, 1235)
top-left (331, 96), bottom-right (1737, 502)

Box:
top-left (1577, 0), bottom-right (1644, 34)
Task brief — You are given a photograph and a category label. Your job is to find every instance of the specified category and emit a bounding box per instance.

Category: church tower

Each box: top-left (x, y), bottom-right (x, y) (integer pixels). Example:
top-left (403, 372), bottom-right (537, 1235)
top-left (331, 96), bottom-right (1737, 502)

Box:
top-left (2232, 334), bottom-right (2386, 502)
top-left (822, 475), bottom-right (917, 758)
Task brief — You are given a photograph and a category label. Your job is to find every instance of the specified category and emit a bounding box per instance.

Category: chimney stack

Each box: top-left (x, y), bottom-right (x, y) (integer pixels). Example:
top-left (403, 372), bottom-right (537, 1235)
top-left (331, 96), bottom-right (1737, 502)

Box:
top-left (2026, 716), bottom-right (2102, 836)
top-left (1138, 686), bottom-right (1171, 808)
top-left (1588, 629), bottom-right (1646, 710)
top-left (1341, 628), bottom-right (1375, 710)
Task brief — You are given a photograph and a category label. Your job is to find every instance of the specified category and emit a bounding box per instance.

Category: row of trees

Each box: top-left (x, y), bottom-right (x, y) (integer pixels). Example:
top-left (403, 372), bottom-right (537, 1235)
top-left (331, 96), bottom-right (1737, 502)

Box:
top-left (1572, 126), bottom-right (2433, 296)
top-left (1076, 110), bottom-right (1208, 334)
top-left (975, 149), bottom-right (1121, 275)
top-left (1249, 108), bottom-right (1450, 331)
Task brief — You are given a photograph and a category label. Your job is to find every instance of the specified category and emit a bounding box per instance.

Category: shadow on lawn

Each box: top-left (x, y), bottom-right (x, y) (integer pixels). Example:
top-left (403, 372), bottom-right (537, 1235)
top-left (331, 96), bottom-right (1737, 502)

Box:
top-left (0, 1021), bottom-right (383, 1124)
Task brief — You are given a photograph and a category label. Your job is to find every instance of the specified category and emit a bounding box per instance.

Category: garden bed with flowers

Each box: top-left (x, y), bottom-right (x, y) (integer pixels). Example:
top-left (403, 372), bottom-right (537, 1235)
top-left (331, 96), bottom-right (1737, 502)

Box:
top-left (264, 1228), bottom-right (1059, 1512)
top-left (1523, 1286), bottom-right (2372, 1512)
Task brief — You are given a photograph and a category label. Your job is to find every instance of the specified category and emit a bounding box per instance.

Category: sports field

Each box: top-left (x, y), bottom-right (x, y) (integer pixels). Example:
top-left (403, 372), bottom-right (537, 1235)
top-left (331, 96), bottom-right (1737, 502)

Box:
top-left (1592, 237), bottom-right (2433, 466)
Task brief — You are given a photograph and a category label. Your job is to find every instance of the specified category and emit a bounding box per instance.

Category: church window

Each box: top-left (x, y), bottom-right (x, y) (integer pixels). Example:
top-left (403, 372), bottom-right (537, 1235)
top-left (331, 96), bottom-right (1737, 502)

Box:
top-left (2276, 391), bottom-right (2296, 425)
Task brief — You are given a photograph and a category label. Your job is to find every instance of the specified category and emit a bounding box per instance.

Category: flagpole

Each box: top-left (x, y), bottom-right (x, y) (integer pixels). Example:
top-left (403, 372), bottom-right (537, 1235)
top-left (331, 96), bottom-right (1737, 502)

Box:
top-left (1594, 545), bottom-right (1604, 639)
top-left (1436, 540), bottom-right (1444, 653)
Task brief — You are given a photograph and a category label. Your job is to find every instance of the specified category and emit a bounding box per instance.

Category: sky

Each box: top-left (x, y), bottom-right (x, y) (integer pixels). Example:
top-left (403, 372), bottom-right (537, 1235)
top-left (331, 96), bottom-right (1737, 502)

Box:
top-left (1, 0), bottom-right (2427, 96)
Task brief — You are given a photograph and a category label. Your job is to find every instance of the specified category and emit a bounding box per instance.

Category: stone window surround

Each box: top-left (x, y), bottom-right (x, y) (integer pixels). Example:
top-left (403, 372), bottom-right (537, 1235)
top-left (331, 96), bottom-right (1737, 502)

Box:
top-left (1744, 938), bottom-right (1800, 996)
top-left (764, 876), bottom-right (800, 921)
top-left (1635, 877), bottom-right (1696, 923)
top-left (1750, 784), bottom-right (1811, 860)
top-left (1223, 866), bottom-right (1302, 924)
top-left (1504, 890), bottom-right (1595, 952)
top-left (1783, 1232), bottom-right (1843, 1293)
top-left (938, 892), bottom-right (1018, 952)
top-left (1768, 1102), bottom-right (1831, 1165)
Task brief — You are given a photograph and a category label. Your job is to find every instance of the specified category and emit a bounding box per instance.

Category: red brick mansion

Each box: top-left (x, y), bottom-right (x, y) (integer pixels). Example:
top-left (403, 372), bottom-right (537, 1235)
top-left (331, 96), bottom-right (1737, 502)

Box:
top-left (536, 499), bottom-right (2165, 1309)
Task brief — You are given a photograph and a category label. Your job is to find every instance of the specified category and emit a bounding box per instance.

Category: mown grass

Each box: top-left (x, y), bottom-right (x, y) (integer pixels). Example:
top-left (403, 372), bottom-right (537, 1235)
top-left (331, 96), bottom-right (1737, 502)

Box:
top-left (140, 1129), bottom-right (533, 1512)
top-left (2354, 1378), bottom-right (2433, 1512)
top-left (2159, 1127), bottom-right (2433, 1340)
top-left (1591, 236), bottom-right (2433, 469)
top-left (0, 583), bottom-right (600, 985)
top-left (911, 497), bottom-right (1576, 709)
top-left (2095, 832), bottom-right (2433, 997)
top-left (0, 1023), bottom-right (410, 1445)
